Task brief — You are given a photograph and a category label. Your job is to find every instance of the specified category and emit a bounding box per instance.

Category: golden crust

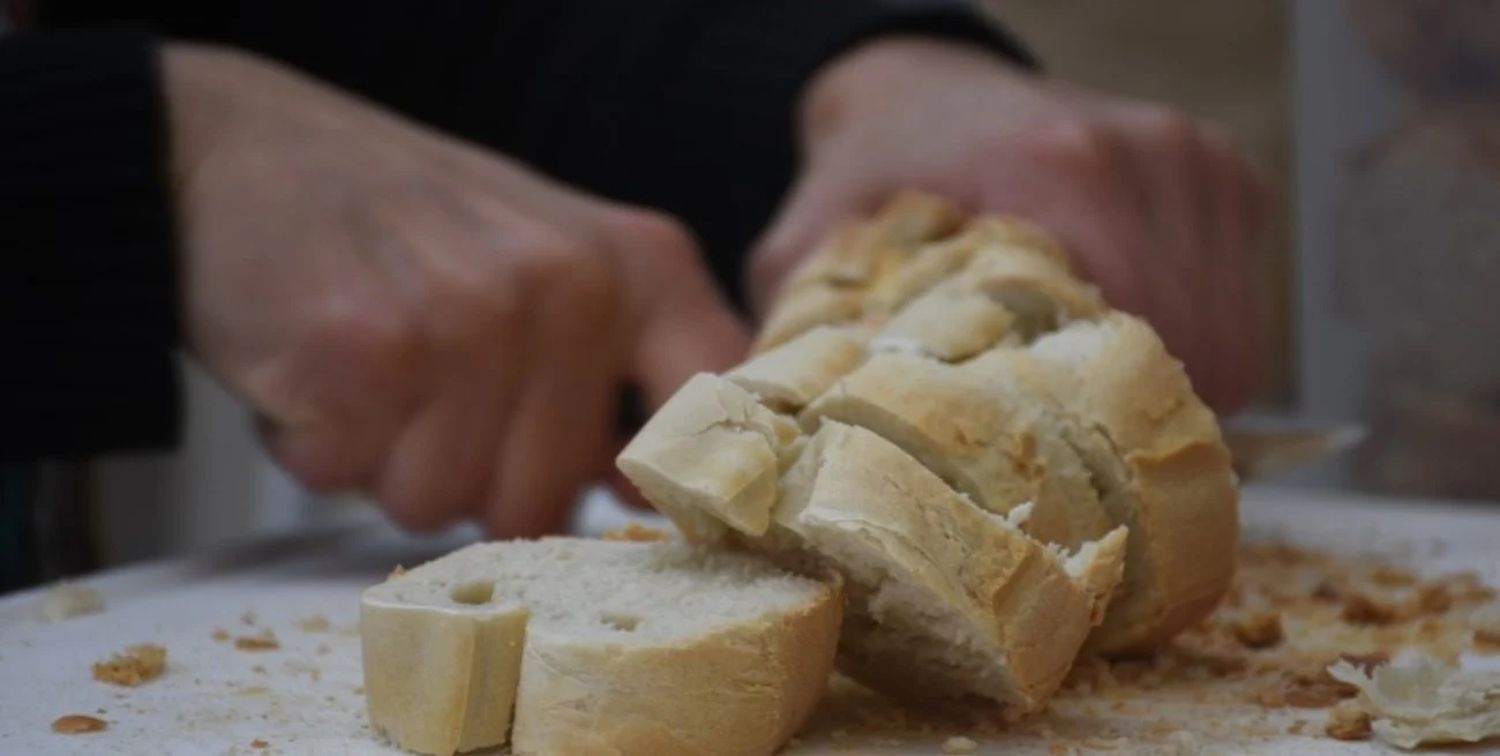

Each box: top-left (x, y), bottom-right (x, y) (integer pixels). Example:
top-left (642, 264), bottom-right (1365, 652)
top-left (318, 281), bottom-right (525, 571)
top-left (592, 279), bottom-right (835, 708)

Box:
top-left (967, 313), bottom-right (1239, 655)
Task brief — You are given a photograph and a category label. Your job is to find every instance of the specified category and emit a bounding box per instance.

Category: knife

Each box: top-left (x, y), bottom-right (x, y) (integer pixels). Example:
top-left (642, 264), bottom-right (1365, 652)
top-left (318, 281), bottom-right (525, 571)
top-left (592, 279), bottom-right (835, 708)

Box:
top-left (1222, 422), bottom-right (1367, 482)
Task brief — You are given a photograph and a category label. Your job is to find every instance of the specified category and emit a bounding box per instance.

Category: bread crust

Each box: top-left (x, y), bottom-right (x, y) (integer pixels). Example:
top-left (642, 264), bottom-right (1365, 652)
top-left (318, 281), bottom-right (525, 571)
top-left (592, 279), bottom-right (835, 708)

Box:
top-left (966, 313), bottom-right (1239, 654)
top-left (361, 540), bottom-right (842, 756)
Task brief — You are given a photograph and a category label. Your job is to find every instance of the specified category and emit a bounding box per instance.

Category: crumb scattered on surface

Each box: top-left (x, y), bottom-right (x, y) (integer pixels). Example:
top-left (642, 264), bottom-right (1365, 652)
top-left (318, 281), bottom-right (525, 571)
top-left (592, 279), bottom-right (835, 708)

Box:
top-left (297, 614), bottom-right (330, 633)
top-left (1341, 593), bottom-right (1397, 625)
top-left (251, 665), bottom-right (266, 674)
top-left (92, 644), bottom-right (166, 686)
top-left (1231, 611), bottom-right (1284, 649)
top-left (1287, 719), bottom-right (1307, 735)
top-left (601, 523), bottom-right (672, 542)
top-left (39, 583), bottom-right (105, 622)
top-left (388, 564), bottom-right (405, 579)
top-left (235, 630), bottom-right (279, 651)
top-left (250, 738), bottom-right (269, 748)
top-left (1475, 628), bottom-right (1500, 651)
top-left (211, 627), bottom-right (230, 642)
top-left (1324, 702), bottom-right (1371, 740)
top-left (941, 735), bottom-right (978, 753)
top-left (51, 714), bottom-right (107, 734)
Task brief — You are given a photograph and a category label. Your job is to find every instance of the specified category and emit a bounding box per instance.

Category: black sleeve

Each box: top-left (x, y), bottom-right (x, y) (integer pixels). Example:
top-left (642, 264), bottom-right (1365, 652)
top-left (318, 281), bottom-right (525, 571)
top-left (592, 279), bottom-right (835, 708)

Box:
top-left (0, 29), bottom-right (181, 458)
top-left (38, 0), bottom-right (1032, 303)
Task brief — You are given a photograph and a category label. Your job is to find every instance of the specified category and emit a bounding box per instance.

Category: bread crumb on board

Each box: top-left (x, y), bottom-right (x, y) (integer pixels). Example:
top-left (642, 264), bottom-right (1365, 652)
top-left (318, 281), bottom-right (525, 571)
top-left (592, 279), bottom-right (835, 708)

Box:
top-left (235, 630), bottom-right (280, 651)
top-left (92, 644), bottom-right (166, 686)
top-left (297, 614), bottom-right (330, 633)
top-left (51, 714), bottom-right (107, 734)
top-left (602, 523), bottom-right (673, 542)
top-left (388, 564), bottom-right (406, 579)
top-left (942, 735), bottom-right (978, 753)
top-left (38, 582), bottom-right (105, 622)
top-left (250, 738), bottom-right (269, 748)
top-left (212, 627), bottom-right (230, 642)
top-left (1231, 611), bottom-right (1284, 649)
top-left (1324, 702), bottom-right (1371, 740)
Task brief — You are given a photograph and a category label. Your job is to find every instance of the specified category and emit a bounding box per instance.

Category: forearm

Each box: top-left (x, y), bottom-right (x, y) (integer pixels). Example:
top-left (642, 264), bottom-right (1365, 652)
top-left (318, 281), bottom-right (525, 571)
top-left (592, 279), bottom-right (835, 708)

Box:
top-left (0, 30), bottom-right (180, 457)
top-left (35, 0), bottom-right (1033, 304)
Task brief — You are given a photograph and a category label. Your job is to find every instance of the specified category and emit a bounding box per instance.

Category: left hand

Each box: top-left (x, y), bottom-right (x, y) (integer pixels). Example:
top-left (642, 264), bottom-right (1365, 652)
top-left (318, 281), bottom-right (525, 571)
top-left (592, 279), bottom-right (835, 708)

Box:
top-left (748, 37), bottom-right (1266, 413)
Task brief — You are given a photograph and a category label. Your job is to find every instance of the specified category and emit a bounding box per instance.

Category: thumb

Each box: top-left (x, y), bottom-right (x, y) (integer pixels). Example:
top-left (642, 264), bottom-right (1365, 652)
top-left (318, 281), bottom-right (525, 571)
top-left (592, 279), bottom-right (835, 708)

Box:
top-left (746, 169), bottom-right (880, 317)
top-left (616, 217), bottom-right (752, 410)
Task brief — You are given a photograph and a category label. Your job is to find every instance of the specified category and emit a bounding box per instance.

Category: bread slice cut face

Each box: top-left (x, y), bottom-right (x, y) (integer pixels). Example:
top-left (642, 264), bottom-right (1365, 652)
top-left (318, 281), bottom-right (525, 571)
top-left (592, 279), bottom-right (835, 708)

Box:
top-left (361, 538), bottom-right (841, 755)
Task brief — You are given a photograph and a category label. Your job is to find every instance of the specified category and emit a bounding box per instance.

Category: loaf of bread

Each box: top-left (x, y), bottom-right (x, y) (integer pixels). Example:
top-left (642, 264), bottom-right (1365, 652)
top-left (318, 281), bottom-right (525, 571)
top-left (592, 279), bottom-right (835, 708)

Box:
top-left (619, 191), bottom-right (1238, 708)
top-left (361, 538), bottom-right (841, 755)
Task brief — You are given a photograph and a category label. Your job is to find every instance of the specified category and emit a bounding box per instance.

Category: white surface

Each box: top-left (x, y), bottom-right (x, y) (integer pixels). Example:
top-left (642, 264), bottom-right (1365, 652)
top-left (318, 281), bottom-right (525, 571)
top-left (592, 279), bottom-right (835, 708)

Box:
top-left (1, 485), bottom-right (1498, 755)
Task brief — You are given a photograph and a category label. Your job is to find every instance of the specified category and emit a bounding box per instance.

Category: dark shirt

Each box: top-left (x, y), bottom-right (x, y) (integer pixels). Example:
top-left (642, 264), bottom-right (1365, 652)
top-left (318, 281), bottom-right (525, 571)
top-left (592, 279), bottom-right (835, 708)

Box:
top-left (0, 0), bottom-right (1032, 458)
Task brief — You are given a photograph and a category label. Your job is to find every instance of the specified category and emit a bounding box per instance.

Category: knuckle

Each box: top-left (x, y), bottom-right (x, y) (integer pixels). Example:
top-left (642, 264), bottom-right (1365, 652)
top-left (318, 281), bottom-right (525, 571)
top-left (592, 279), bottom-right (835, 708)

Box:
top-left (1027, 117), bottom-right (1114, 174)
top-left (310, 297), bottom-right (420, 369)
top-left (608, 207), bottom-right (700, 270)
top-left (380, 488), bottom-right (449, 531)
top-left (1134, 106), bottom-right (1198, 146)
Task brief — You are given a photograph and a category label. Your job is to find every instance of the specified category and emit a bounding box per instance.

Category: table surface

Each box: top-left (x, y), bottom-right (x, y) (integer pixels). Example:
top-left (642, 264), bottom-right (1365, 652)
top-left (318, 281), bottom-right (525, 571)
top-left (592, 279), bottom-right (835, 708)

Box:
top-left (2, 485), bottom-right (1498, 755)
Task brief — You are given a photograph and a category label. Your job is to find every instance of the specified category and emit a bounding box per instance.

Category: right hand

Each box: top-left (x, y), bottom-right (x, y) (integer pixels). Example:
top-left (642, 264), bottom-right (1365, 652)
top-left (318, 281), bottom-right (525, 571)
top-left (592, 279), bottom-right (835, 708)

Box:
top-left (163, 45), bottom-right (749, 535)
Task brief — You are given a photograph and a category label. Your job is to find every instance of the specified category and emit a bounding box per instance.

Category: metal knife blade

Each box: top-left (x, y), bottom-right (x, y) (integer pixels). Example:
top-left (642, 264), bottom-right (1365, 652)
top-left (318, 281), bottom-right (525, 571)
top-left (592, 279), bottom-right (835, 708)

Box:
top-left (1222, 423), bottom-right (1367, 482)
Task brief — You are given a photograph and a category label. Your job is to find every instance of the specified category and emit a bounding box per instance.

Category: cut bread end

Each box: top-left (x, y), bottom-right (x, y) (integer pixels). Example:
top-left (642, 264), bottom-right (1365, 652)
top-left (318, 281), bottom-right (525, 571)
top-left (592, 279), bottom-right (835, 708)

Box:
top-left (361, 538), bottom-right (841, 756)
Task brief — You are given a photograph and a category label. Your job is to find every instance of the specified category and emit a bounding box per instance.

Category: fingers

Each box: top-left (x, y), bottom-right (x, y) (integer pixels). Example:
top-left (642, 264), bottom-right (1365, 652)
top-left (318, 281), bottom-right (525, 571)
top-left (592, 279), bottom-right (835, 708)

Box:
top-left (745, 165), bottom-right (882, 316)
top-left (1199, 128), bottom-right (1263, 413)
top-left (612, 211), bottom-right (753, 409)
top-left (484, 267), bottom-right (621, 537)
top-left (1108, 107), bottom-right (1215, 394)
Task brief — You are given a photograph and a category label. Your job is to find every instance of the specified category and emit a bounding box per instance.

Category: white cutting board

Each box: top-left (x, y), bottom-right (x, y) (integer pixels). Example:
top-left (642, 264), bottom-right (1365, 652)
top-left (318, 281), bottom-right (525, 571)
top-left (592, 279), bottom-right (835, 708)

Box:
top-left (1, 485), bottom-right (1498, 755)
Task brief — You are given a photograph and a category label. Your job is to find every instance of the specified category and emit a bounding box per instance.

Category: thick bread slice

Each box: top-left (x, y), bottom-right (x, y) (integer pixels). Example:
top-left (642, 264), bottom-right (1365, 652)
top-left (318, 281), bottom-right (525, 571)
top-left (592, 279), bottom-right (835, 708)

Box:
top-left (956, 245), bottom-right (1106, 339)
top-left (962, 313), bottom-right (1239, 655)
top-left (727, 325), bottom-right (868, 412)
top-left (755, 192), bottom-right (963, 352)
top-left (801, 352), bottom-right (1114, 549)
top-left (870, 282), bottom-right (1015, 361)
top-left (361, 538), bottom-right (841, 756)
top-left (615, 373), bottom-right (797, 540)
top-left (771, 422), bottom-right (1127, 711)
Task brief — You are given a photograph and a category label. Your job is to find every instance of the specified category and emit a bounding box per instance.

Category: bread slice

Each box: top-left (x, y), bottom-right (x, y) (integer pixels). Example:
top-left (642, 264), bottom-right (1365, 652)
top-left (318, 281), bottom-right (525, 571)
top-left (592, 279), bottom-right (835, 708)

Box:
top-left (755, 192), bottom-right (964, 351)
top-left (772, 421), bottom-right (1126, 710)
top-left (962, 313), bottom-right (1239, 655)
top-left (361, 538), bottom-right (841, 756)
top-left (619, 373), bottom-right (1127, 710)
top-left (612, 373), bottom-right (801, 540)
top-left (801, 351), bottom-right (1115, 549)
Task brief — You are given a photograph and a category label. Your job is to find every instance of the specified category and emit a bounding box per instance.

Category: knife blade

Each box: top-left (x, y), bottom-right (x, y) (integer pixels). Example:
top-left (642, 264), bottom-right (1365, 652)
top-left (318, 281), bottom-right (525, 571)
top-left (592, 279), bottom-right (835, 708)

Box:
top-left (1222, 423), bottom-right (1367, 482)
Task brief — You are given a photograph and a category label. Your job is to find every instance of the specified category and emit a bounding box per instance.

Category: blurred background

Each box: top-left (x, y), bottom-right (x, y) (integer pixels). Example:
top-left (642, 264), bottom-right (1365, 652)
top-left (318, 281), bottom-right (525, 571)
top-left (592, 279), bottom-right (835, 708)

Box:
top-left (7, 0), bottom-right (1498, 584)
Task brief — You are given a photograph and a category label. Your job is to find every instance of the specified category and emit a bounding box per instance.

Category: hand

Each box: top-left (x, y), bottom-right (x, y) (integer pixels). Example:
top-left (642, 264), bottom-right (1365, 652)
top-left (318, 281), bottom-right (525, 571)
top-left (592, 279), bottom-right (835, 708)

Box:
top-left (163, 45), bottom-right (748, 535)
top-left (750, 38), bottom-right (1265, 412)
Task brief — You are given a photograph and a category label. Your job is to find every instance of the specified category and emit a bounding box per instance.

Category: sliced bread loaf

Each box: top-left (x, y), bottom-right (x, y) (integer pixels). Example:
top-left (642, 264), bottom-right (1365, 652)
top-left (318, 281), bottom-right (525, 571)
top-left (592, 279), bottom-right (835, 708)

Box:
top-left (621, 189), bottom-right (1236, 702)
top-left (619, 373), bottom-right (1128, 711)
top-left (361, 538), bottom-right (841, 756)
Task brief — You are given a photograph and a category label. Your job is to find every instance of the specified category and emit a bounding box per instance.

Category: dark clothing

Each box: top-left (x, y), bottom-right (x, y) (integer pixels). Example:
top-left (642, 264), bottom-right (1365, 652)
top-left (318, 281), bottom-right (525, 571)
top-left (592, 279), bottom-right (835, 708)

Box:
top-left (1, 0), bottom-right (1032, 458)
